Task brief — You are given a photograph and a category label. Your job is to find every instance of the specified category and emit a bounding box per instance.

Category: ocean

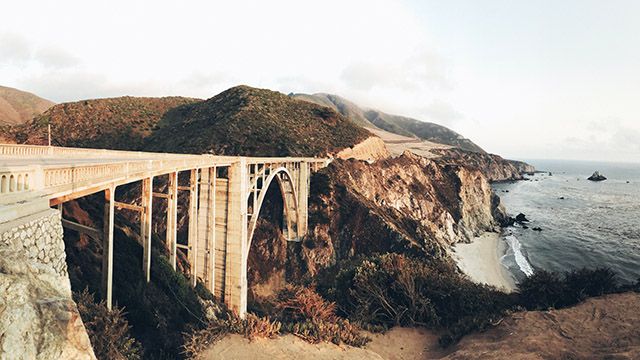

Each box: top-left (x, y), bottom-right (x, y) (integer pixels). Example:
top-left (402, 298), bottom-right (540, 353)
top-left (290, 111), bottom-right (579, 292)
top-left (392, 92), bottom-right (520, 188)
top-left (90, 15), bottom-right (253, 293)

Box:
top-left (493, 159), bottom-right (640, 285)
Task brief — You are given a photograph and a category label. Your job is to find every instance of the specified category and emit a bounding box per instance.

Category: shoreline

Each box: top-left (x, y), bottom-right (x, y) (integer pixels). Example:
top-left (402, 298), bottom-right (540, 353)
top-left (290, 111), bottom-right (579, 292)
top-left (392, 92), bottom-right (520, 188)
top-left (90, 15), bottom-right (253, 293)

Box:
top-left (453, 232), bottom-right (517, 292)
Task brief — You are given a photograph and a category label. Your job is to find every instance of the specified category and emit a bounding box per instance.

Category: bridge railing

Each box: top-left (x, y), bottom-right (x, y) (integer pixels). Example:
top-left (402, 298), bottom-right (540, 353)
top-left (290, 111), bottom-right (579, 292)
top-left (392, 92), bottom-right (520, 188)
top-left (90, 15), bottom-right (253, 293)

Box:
top-left (0, 144), bottom-right (217, 159)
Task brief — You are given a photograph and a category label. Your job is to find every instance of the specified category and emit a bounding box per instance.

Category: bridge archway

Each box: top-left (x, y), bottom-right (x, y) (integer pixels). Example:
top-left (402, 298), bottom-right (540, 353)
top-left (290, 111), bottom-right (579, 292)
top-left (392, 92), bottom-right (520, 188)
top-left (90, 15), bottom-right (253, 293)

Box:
top-left (247, 167), bottom-right (299, 254)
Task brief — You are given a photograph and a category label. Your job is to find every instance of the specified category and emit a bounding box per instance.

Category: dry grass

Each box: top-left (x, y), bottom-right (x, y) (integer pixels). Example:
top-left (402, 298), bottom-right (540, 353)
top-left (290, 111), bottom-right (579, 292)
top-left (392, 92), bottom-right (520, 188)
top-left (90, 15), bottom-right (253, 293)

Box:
top-left (274, 284), bottom-right (337, 323)
top-left (73, 288), bottom-right (143, 360)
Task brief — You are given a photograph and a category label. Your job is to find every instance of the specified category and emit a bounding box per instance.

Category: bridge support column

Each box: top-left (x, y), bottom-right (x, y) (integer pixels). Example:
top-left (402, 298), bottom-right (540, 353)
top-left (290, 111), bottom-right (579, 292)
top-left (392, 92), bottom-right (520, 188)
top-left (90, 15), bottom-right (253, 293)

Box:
top-left (167, 172), bottom-right (178, 270)
top-left (196, 167), bottom-right (217, 291)
top-left (101, 185), bottom-right (115, 310)
top-left (297, 161), bottom-right (309, 238)
top-left (225, 158), bottom-right (248, 317)
top-left (141, 177), bottom-right (153, 282)
top-left (188, 169), bottom-right (199, 286)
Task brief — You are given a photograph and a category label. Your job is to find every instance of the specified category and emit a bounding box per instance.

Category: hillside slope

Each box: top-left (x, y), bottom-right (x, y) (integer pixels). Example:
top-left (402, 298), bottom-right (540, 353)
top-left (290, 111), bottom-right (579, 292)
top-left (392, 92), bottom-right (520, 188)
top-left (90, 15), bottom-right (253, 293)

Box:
top-left (16, 96), bottom-right (199, 149)
top-left (145, 86), bottom-right (373, 157)
top-left (0, 85), bottom-right (54, 125)
top-left (364, 110), bottom-right (485, 153)
top-left (292, 93), bottom-right (485, 153)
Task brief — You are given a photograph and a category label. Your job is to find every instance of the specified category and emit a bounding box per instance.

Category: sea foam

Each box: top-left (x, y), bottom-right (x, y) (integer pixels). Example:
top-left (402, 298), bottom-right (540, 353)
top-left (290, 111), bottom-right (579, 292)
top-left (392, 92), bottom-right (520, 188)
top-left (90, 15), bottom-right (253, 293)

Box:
top-left (505, 235), bottom-right (534, 276)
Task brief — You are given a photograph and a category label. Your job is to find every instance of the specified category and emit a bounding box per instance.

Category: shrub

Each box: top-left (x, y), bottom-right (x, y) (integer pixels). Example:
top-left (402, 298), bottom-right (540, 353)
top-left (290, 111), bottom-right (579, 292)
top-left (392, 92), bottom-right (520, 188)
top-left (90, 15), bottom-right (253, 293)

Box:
top-left (320, 253), bottom-right (515, 346)
top-left (243, 313), bottom-right (282, 340)
top-left (74, 288), bottom-right (143, 360)
top-left (283, 319), bottom-right (370, 347)
top-left (274, 284), bottom-right (337, 323)
top-left (518, 267), bottom-right (619, 310)
top-left (325, 254), bottom-right (512, 329)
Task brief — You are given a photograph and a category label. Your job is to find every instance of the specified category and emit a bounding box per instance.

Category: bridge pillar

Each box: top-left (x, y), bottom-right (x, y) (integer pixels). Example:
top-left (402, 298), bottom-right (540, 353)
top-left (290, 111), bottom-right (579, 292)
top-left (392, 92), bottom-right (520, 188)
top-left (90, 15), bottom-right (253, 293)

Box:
top-left (167, 172), bottom-right (178, 270)
top-left (225, 158), bottom-right (248, 317)
top-left (101, 186), bottom-right (115, 310)
top-left (297, 161), bottom-right (309, 238)
top-left (188, 169), bottom-right (199, 287)
top-left (141, 177), bottom-right (153, 282)
top-left (196, 167), bottom-right (217, 291)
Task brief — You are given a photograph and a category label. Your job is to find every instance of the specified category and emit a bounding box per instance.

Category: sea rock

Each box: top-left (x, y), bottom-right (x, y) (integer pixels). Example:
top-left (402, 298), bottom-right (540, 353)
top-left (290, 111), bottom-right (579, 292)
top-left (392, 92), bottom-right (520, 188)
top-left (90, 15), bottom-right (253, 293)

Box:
top-left (515, 213), bottom-right (529, 223)
top-left (587, 171), bottom-right (607, 181)
top-left (532, 227), bottom-right (542, 231)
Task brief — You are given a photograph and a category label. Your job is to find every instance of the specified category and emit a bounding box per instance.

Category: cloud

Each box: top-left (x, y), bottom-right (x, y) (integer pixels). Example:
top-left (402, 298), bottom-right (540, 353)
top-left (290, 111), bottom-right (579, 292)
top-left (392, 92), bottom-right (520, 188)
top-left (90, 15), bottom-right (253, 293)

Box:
top-left (0, 33), bottom-right (32, 64)
top-left (340, 51), bottom-right (453, 92)
top-left (419, 100), bottom-right (464, 125)
top-left (560, 120), bottom-right (640, 162)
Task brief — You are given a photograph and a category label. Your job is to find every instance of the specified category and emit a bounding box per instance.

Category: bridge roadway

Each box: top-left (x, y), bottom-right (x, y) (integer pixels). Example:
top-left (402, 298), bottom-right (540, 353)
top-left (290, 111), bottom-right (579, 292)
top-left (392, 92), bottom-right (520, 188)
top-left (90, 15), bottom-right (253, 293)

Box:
top-left (0, 144), bottom-right (328, 316)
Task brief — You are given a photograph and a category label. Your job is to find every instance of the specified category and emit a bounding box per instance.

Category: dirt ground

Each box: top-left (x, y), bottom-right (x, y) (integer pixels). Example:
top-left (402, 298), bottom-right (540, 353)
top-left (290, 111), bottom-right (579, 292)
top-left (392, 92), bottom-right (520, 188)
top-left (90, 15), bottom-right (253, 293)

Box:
top-left (201, 293), bottom-right (640, 360)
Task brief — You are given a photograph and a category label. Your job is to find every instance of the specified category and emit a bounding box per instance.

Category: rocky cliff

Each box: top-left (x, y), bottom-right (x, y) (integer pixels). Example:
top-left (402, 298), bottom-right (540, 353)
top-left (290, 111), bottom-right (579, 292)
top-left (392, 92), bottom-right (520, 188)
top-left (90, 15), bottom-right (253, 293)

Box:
top-left (335, 136), bottom-right (390, 161)
top-left (297, 151), bottom-right (505, 277)
top-left (430, 148), bottom-right (534, 182)
top-left (0, 210), bottom-right (95, 359)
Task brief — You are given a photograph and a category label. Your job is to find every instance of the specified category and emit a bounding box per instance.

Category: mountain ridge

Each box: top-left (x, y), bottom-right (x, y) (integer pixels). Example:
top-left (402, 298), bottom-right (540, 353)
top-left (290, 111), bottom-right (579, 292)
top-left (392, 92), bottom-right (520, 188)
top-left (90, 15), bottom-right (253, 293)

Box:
top-left (0, 85), bottom-right (55, 126)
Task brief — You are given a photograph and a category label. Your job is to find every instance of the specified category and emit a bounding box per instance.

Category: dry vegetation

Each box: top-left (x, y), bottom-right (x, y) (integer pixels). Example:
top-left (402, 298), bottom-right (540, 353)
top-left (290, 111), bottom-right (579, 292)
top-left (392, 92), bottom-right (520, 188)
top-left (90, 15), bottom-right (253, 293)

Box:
top-left (13, 96), bottom-right (198, 149)
top-left (144, 85), bottom-right (371, 157)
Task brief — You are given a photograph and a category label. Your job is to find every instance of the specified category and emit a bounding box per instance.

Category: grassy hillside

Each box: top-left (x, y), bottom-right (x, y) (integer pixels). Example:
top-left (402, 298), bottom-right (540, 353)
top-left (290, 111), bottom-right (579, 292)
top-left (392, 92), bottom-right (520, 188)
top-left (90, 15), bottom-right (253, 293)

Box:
top-left (0, 85), bottom-right (54, 126)
top-left (16, 96), bottom-right (199, 149)
top-left (292, 92), bottom-right (485, 153)
top-left (290, 93), bottom-right (377, 129)
top-left (145, 86), bottom-right (371, 157)
top-left (363, 110), bottom-right (486, 153)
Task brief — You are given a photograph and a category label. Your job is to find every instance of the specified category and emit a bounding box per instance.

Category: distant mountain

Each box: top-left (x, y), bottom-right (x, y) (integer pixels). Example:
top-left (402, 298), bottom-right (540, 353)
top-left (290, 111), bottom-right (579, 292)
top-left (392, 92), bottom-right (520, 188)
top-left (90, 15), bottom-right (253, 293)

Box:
top-left (145, 86), bottom-right (372, 157)
top-left (291, 93), bottom-right (485, 153)
top-left (0, 85), bottom-right (54, 125)
top-left (17, 96), bottom-right (199, 149)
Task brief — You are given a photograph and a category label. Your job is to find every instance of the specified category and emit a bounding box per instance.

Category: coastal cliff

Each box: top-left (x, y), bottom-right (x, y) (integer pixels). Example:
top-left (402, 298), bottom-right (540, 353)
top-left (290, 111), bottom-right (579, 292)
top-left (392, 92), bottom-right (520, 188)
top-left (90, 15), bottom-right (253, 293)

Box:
top-left (299, 151), bottom-right (504, 276)
top-left (430, 148), bottom-right (534, 182)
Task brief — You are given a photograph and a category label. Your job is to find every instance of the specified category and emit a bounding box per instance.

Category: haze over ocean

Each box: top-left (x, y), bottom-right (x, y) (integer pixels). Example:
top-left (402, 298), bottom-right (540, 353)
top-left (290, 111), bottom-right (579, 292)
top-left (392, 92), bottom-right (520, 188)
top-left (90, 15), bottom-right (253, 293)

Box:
top-left (494, 159), bottom-right (640, 284)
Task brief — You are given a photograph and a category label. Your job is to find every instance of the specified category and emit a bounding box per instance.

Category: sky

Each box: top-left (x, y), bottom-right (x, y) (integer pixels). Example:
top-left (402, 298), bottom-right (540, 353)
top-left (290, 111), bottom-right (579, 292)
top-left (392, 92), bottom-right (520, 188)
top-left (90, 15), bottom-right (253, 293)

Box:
top-left (1, 0), bottom-right (639, 162)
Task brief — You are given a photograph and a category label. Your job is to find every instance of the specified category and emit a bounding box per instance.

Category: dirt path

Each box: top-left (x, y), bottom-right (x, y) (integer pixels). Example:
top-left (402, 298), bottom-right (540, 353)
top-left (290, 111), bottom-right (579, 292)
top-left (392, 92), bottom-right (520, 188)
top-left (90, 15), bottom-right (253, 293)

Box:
top-left (200, 327), bottom-right (445, 360)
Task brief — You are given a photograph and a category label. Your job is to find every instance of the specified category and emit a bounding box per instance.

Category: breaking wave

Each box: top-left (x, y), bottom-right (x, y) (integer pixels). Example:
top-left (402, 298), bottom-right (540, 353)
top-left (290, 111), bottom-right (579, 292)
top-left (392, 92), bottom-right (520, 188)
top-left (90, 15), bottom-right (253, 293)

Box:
top-left (504, 234), bottom-right (534, 277)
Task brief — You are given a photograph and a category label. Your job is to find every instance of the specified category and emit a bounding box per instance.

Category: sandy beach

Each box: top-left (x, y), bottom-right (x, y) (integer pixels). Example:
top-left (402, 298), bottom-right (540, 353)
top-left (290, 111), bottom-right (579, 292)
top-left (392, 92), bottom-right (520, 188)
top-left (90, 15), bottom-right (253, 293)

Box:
top-left (453, 232), bottom-right (517, 292)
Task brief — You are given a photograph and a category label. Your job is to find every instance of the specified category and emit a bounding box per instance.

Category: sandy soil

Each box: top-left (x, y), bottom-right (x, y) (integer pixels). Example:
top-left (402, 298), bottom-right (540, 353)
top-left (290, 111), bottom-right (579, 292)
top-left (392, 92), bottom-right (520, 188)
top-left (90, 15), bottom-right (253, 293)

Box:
top-left (368, 128), bottom-right (451, 158)
top-left (200, 327), bottom-right (446, 360)
top-left (452, 232), bottom-right (516, 292)
top-left (444, 293), bottom-right (640, 359)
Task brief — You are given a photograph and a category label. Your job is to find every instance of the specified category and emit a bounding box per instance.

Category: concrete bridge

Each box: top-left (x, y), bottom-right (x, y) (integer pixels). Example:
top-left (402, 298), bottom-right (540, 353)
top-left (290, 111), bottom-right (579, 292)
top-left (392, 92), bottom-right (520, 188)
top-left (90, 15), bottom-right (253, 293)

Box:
top-left (0, 144), bottom-right (328, 316)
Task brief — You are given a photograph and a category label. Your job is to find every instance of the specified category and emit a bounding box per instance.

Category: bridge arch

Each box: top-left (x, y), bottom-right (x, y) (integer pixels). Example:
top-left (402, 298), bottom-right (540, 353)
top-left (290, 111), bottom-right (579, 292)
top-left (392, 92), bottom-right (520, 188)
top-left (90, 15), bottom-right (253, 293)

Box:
top-left (246, 166), bottom-right (298, 261)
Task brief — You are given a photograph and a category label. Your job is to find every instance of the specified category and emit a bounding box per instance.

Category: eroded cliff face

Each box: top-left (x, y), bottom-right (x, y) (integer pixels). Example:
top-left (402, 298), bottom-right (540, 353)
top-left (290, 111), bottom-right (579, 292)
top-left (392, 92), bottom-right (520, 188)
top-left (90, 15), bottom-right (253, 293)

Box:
top-left (298, 151), bottom-right (505, 276)
top-left (430, 148), bottom-right (535, 182)
top-left (334, 136), bottom-right (390, 162)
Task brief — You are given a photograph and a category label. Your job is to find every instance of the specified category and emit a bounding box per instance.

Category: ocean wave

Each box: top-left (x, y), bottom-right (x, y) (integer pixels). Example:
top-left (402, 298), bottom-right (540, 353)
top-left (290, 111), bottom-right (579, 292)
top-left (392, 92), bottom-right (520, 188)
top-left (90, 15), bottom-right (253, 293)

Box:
top-left (505, 235), bottom-right (534, 276)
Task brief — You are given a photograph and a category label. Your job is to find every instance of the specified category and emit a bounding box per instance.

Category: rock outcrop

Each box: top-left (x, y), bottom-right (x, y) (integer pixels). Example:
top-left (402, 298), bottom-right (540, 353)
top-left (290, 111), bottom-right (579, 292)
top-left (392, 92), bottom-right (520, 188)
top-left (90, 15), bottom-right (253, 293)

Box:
top-left (0, 210), bottom-right (95, 359)
top-left (588, 171), bottom-right (607, 181)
